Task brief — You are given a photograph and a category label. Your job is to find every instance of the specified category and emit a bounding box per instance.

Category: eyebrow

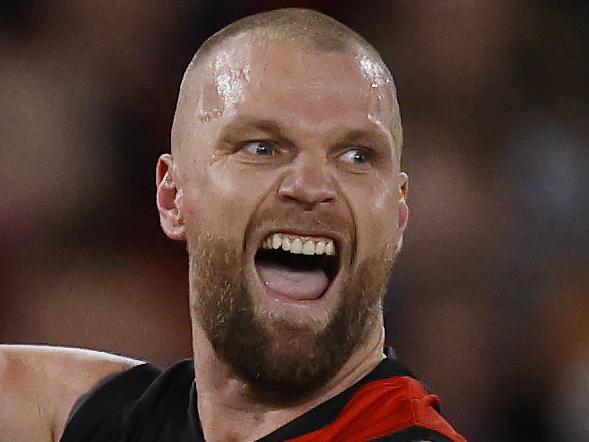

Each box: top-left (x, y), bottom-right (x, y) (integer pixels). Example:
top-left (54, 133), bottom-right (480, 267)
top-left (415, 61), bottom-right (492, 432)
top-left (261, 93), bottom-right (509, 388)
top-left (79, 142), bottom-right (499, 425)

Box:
top-left (333, 127), bottom-right (393, 151)
top-left (218, 117), bottom-right (292, 144)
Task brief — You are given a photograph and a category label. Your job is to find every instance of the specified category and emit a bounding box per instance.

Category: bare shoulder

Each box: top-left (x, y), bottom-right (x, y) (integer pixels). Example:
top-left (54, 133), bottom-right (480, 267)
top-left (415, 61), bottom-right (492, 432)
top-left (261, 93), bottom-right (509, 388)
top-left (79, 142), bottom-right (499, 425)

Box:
top-left (0, 345), bottom-right (143, 442)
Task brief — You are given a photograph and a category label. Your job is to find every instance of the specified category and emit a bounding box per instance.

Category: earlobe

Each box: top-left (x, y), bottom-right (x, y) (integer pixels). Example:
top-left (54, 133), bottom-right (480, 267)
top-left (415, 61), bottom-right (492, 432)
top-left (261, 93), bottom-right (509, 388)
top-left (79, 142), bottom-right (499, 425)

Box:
top-left (156, 154), bottom-right (186, 241)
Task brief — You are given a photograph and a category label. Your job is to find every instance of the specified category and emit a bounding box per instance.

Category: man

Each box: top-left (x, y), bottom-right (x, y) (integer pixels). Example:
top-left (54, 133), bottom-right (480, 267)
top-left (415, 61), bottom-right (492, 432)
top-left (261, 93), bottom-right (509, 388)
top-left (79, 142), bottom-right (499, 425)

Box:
top-left (0, 9), bottom-right (466, 442)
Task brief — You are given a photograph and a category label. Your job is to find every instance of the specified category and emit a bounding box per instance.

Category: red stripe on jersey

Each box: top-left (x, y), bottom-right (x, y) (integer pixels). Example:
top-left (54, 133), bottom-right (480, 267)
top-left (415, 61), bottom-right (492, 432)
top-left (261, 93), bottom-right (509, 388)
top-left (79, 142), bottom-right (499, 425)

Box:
top-left (286, 376), bottom-right (466, 442)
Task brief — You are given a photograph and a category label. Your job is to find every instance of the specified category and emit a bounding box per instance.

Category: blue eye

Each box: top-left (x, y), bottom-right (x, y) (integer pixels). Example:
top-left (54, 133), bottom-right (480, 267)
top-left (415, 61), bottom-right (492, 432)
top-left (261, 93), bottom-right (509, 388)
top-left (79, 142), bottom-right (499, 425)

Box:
top-left (243, 141), bottom-right (275, 156)
top-left (340, 148), bottom-right (370, 165)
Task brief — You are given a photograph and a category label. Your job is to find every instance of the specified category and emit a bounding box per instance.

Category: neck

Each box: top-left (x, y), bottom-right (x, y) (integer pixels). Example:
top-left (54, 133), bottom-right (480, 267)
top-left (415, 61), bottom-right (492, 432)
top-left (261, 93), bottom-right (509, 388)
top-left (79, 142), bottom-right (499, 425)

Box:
top-left (191, 322), bottom-right (386, 442)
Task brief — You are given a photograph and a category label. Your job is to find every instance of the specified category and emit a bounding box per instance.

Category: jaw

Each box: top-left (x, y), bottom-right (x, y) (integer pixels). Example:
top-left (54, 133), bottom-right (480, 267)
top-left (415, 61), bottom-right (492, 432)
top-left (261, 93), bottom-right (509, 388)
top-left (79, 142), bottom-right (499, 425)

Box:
top-left (186, 222), bottom-right (392, 402)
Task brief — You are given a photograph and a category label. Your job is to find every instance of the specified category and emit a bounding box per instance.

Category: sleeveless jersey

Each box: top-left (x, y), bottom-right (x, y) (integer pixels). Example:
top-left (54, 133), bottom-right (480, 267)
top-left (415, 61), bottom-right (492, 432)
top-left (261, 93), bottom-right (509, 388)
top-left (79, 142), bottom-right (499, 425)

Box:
top-left (60, 357), bottom-right (466, 442)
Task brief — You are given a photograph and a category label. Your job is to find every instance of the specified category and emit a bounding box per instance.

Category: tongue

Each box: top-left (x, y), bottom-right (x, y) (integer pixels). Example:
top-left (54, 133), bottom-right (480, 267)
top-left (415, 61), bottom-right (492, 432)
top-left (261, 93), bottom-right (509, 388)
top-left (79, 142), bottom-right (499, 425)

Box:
top-left (257, 262), bottom-right (330, 301)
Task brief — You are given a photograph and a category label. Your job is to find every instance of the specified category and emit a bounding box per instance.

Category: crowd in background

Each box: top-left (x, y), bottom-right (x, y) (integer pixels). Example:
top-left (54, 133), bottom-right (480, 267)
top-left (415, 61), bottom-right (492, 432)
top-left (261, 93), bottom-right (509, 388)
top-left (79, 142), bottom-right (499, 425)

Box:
top-left (1, 1), bottom-right (588, 440)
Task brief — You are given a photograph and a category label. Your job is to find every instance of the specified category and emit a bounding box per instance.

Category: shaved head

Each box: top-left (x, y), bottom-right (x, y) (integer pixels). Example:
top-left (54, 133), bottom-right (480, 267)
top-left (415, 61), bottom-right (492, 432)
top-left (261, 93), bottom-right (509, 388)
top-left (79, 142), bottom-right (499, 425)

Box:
top-left (191, 8), bottom-right (389, 69)
top-left (172, 8), bottom-right (402, 155)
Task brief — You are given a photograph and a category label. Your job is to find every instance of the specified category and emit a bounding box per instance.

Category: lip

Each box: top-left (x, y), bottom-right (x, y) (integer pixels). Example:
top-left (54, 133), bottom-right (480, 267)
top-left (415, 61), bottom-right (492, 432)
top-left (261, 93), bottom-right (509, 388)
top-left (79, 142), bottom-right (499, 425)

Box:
top-left (246, 228), bottom-right (348, 308)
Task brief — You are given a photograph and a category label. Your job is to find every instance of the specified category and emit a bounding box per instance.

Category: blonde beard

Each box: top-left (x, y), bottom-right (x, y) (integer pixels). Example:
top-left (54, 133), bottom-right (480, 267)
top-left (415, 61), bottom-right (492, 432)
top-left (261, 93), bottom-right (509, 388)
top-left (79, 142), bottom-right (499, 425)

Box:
top-left (186, 232), bottom-right (396, 401)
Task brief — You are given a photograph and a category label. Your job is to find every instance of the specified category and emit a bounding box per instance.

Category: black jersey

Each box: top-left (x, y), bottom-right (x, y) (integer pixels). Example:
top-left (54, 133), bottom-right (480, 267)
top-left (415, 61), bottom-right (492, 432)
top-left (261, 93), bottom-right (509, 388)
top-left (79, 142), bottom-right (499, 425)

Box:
top-left (60, 357), bottom-right (465, 442)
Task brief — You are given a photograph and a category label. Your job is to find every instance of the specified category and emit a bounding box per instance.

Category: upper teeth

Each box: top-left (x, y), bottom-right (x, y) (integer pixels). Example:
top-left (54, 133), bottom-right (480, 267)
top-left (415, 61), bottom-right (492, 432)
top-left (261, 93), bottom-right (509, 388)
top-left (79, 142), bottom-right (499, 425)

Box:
top-left (262, 233), bottom-right (336, 256)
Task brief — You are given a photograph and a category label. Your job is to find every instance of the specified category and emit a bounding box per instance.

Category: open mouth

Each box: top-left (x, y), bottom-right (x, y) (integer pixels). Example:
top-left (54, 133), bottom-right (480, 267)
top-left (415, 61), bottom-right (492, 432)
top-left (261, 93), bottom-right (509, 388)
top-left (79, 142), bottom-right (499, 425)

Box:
top-left (254, 233), bottom-right (340, 302)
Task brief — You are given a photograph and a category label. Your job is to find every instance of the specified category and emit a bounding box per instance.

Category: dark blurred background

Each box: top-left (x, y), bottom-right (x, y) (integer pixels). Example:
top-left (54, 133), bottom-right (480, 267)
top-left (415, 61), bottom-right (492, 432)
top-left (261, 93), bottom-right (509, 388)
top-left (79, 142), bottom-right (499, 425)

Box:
top-left (1, 1), bottom-right (588, 440)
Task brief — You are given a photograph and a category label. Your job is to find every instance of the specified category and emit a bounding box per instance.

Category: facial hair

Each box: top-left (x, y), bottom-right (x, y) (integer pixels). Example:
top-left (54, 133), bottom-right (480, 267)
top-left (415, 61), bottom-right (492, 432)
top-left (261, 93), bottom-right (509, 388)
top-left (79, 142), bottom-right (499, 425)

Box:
top-left (188, 226), bottom-right (396, 402)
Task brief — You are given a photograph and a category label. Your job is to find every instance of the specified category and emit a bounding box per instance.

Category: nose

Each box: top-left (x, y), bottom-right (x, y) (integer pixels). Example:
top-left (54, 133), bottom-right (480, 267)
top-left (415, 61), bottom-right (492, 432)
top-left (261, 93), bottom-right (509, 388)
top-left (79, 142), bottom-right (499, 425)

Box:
top-left (277, 159), bottom-right (337, 210)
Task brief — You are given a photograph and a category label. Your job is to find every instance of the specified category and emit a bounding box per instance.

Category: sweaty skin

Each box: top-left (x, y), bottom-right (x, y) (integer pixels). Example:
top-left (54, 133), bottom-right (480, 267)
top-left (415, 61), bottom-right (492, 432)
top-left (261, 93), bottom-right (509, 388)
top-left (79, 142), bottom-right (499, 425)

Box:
top-left (192, 45), bottom-right (253, 123)
top-left (156, 35), bottom-right (409, 442)
top-left (356, 54), bottom-right (403, 151)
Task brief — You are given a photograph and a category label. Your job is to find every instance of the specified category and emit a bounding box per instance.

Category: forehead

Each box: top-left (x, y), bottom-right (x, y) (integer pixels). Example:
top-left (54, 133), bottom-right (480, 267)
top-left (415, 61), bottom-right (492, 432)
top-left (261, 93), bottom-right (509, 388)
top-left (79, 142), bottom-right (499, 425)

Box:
top-left (190, 36), bottom-right (398, 142)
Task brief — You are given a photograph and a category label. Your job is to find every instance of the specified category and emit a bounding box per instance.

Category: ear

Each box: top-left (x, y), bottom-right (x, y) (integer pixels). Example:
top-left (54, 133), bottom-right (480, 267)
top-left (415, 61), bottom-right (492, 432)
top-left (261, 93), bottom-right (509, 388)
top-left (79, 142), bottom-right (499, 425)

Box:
top-left (398, 172), bottom-right (409, 232)
top-left (156, 154), bottom-right (186, 241)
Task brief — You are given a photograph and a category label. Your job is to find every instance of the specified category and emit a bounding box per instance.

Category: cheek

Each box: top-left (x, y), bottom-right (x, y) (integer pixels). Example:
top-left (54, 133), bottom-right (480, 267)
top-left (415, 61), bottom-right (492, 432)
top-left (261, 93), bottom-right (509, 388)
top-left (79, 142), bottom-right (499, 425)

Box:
top-left (346, 177), bottom-right (398, 250)
top-left (183, 165), bottom-right (271, 240)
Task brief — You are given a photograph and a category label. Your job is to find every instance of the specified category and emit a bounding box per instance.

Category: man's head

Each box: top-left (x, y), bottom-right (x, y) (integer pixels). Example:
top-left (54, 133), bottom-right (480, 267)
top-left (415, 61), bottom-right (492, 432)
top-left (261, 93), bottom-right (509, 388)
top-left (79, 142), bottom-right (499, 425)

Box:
top-left (156, 8), bottom-right (408, 399)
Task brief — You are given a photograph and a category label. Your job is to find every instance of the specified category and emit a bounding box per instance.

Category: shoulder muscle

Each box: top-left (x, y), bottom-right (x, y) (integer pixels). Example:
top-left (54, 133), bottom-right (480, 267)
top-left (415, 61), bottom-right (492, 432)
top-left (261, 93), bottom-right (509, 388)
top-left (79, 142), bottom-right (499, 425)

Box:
top-left (0, 345), bottom-right (142, 442)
